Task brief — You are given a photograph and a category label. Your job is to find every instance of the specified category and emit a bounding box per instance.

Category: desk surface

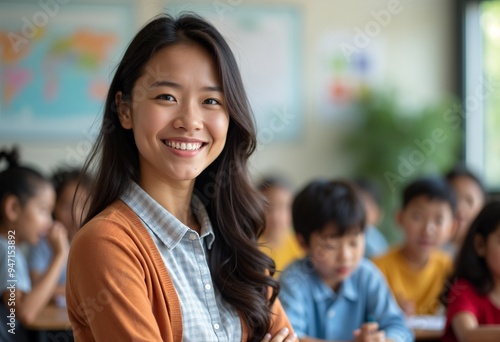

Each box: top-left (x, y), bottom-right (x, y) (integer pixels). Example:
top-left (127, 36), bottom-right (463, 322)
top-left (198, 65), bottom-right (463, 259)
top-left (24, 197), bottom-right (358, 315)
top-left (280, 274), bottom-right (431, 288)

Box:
top-left (27, 307), bottom-right (443, 339)
top-left (414, 329), bottom-right (442, 341)
top-left (27, 304), bottom-right (71, 331)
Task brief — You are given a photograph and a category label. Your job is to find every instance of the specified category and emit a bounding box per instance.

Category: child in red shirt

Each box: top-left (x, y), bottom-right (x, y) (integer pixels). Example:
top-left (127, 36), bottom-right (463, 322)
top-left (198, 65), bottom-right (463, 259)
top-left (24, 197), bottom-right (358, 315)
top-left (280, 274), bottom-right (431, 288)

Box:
top-left (442, 201), bottom-right (500, 342)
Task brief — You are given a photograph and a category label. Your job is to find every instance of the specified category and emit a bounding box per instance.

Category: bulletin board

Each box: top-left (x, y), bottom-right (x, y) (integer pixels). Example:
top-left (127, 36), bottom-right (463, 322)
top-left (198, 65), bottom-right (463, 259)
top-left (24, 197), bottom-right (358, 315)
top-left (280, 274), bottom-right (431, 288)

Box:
top-left (169, 4), bottom-right (304, 144)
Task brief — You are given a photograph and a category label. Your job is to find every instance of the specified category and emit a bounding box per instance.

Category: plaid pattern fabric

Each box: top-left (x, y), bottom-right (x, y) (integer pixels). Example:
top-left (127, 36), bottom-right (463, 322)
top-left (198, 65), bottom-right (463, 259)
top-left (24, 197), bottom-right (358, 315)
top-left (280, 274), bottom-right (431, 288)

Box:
top-left (121, 182), bottom-right (241, 341)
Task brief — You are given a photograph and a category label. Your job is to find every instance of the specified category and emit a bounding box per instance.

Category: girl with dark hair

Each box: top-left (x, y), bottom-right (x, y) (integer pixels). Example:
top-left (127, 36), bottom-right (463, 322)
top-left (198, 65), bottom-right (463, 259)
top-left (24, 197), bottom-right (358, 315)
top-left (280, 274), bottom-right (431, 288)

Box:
top-left (28, 167), bottom-right (92, 304)
top-left (441, 201), bottom-right (500, 342)
top-left (0, 148), bottom-right (68, 342)
top-left (444, 165), bottom-right (486, 256)
top-left (66, 13), bottom-right (295, 342)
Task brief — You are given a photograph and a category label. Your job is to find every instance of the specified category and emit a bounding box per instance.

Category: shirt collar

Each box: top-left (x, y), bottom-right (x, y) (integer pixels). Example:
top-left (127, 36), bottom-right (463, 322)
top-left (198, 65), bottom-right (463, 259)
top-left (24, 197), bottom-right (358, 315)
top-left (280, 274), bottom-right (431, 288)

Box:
top-left (121, 182), bottom-right (215, 250)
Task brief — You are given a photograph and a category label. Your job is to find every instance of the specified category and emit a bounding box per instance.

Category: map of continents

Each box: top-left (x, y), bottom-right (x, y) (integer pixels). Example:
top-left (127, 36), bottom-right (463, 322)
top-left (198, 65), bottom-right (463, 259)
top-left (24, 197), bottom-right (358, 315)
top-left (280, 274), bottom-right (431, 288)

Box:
top-left (0, 26), bottom-right (118, 120)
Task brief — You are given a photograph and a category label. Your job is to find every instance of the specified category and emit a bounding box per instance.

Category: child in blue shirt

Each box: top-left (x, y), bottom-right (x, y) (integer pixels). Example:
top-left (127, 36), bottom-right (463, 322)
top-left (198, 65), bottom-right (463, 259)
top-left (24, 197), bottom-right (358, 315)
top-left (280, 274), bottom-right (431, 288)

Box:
top-left (279, 179), bottom-right (413, 342)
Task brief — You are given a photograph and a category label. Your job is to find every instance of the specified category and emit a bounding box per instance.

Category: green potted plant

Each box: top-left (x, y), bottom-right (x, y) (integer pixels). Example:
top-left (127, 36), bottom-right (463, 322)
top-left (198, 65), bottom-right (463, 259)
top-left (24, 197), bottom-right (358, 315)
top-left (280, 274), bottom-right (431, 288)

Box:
top-left (341, 89), bottom-right (462, 242)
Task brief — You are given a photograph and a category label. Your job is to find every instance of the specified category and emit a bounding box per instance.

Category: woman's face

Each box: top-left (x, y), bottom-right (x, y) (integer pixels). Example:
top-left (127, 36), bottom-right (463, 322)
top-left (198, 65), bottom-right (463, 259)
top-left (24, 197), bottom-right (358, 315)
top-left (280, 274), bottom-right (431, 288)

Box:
top-left (117, 43), bottom-right (230, 188)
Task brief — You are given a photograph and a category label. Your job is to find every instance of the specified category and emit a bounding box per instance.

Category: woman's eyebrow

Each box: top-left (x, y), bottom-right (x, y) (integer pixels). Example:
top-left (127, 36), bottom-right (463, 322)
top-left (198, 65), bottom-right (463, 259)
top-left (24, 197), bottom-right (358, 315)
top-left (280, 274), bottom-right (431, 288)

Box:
top-left (149, 80), bottom-right (222, 92)
top-left (202, 85), bottom-right (223, 92)
top-left (150, 80), bottom-right (180, 89)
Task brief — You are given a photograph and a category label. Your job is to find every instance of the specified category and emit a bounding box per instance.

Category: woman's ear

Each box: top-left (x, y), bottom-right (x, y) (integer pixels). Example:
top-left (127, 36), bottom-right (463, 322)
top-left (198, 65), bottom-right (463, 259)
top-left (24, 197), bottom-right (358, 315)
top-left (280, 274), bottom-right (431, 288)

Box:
top-left (3, 195), bottom-right (21, 223)
top-left (115, 91), bottom-right (132, 129)
top-left (474, 234), bottom-right (486, 257)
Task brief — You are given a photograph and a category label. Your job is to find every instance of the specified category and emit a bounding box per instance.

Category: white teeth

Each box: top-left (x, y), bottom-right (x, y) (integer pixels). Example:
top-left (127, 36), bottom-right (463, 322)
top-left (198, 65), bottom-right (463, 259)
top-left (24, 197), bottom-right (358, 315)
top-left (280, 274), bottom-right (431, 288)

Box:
top-left (166, 141), bottom-right (202, 151)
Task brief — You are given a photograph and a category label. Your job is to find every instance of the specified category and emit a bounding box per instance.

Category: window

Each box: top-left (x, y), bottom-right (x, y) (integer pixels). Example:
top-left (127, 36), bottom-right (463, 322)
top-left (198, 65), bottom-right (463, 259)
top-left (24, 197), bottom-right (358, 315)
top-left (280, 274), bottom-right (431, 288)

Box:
top-left (463, 0), bottom-right (500, 191)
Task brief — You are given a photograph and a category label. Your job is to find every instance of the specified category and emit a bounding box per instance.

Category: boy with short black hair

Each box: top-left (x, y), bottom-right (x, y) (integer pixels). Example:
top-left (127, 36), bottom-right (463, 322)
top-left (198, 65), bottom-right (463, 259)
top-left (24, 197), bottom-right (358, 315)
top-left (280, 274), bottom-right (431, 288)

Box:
top-left (373, 176), bottom-right (457, 316)
top-left (279, 179), bottom-right (413, 342)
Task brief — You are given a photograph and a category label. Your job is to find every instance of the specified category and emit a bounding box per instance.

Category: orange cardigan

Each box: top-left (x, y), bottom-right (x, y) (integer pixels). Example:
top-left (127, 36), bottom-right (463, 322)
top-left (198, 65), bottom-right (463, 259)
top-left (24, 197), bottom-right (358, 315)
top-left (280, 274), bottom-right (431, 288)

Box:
top-left (66, 200), bottom-right (292, 341)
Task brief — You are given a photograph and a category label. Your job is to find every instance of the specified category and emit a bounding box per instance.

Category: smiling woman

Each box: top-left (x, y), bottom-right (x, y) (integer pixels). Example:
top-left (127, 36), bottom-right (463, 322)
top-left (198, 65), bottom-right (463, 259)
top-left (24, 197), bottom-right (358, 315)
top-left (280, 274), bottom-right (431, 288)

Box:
top-left (115, 43), bottom-right (229, 186)
top-left (65, 13), bottom-right (296, 342)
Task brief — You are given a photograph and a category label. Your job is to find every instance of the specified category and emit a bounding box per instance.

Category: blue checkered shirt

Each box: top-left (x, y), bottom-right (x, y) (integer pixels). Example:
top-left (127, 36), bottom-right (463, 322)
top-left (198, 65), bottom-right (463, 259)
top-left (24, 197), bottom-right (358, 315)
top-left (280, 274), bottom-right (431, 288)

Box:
top-left (121, 182), bottom-right (242, 341)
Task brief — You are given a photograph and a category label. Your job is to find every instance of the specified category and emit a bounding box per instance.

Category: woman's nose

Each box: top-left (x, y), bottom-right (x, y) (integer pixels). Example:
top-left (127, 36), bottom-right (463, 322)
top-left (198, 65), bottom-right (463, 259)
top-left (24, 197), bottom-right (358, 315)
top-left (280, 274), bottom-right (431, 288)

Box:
top-left (173, 101), bottom-right (203, 132)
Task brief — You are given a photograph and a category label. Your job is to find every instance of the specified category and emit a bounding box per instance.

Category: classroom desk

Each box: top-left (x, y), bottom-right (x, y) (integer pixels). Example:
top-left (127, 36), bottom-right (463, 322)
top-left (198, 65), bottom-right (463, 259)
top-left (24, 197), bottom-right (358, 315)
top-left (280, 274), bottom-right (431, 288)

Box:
top-left (26, 304), bottom-right (73, 342)
top-left (27, 304), bottom-right (71, 331)
top-left (25, 308), bottom-right (443, 341)
top-left (414, 328), bottom-right (442, 342)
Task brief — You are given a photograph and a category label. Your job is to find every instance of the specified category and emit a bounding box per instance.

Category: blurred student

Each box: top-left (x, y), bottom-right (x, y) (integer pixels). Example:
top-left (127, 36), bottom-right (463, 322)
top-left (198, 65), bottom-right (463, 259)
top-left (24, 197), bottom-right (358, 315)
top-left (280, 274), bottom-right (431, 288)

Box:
top-left (65, 14), bottom-right (295, 341)
top-left (28, 167), bottom-right (91, 302)
top-left (279, 179), bottom-right (413, 342)
top-left (257, 175), bottom-right (304, 274)
top-left (354, 179), bottom-right (389, 258)
top-left (0, 149), bottom-right (68, 342)
top-left (443, 165), bottom-right (486, 257)
top-left (441, 201), bottom-right (500, 342)
top-left (373, 177), bottom-right (456, 316)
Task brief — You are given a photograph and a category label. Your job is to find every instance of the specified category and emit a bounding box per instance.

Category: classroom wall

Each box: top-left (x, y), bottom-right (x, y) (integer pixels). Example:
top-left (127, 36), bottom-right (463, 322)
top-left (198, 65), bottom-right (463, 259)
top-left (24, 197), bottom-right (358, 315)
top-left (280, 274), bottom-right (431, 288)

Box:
top-left (0, 0), bottom-right (456, 190)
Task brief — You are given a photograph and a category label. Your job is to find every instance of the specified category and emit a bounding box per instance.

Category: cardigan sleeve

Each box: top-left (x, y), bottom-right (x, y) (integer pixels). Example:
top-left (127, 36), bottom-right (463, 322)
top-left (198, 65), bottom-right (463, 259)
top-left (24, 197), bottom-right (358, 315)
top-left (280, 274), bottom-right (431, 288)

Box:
top-left (66, 217), bottom-right (167, 342)
top-left (239, 287), bottom-right (294, 340)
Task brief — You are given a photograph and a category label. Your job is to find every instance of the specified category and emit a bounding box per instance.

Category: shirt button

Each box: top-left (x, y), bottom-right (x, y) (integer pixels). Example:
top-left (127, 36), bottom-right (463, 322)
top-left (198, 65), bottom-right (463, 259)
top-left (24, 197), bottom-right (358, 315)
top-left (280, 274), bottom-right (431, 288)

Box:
top-left (328, 310), bottom-right (336, 318)
top-left (213, 323), bottom-right (220, 330)
top-left (189, 233), bottom-right (197, 240)
top-left (205, 283), bottom-right (211, 290)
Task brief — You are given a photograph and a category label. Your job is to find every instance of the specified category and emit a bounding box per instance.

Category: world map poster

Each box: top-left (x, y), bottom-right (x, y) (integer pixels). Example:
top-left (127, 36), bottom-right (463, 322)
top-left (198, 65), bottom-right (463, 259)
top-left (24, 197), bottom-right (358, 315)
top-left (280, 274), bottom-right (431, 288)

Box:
top-left (0, 3), bottom-right (132, 139)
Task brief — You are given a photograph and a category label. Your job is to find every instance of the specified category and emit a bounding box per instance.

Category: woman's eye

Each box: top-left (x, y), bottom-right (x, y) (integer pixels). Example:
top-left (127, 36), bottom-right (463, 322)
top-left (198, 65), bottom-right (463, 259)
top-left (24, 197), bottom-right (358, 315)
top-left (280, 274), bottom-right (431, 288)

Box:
top-left (156, 94), bottom-right (175, 101)
top-left (203, 98), bottom-right (220, 105)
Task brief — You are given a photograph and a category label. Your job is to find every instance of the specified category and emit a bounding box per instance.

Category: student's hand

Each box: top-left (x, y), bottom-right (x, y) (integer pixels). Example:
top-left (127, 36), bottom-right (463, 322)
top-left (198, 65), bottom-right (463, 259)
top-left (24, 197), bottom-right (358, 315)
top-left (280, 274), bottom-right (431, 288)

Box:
top-left (47, 221), bottom-right (69, 257)
top-left (353, 322), bottom-right (386, 342)
top-left (396, 293), bottom-right (415, 317)
top-left (261, 327), bottom-right (298, 342)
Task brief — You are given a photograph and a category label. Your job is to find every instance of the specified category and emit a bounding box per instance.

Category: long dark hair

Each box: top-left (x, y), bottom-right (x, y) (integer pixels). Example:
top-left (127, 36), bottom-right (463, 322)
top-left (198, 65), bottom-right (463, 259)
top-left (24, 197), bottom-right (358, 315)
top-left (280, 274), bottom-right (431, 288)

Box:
top-left (0, 147), bottom-right (49, 223)
top-left (442, 201), bottom-right (500, 304)
top-left (81, 13), bottom-right (276, 340)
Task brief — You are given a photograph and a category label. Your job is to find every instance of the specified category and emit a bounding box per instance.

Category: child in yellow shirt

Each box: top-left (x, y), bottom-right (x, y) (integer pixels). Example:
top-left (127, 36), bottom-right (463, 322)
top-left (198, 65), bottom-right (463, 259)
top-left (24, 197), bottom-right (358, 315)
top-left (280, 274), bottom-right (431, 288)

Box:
top-left (373, 176), bottom-right (457, 315)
